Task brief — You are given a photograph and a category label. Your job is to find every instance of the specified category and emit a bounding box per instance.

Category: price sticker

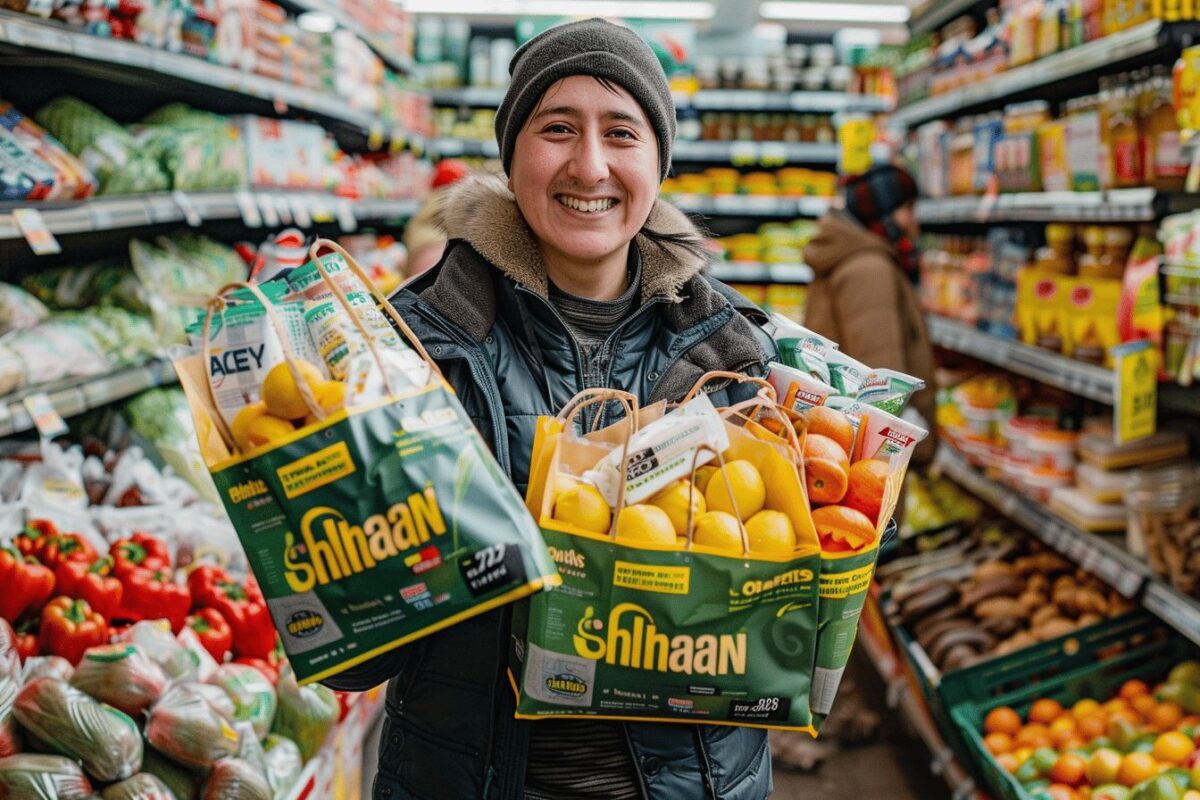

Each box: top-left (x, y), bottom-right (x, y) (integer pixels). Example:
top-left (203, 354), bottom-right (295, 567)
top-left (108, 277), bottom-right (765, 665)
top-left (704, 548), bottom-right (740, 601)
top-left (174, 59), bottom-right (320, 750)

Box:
top-left (1112, 340), bottom-right (1157, 444)
top-left (235, 190), bottom-right (262, 227)
top-left (13, 208), bottom-right (61, 255)
top-left (23, 393), bottom-right (68, 439)
top-left (172, 191), bottom-right (203, 227)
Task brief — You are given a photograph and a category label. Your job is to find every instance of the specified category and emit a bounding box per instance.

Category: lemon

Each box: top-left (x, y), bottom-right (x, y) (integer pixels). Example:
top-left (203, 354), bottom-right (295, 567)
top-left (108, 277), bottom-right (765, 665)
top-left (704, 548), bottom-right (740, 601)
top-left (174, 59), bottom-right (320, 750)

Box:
top-left (692, 465), bottom-right (719, 493)
top-left (704, 460), bottom-right (766, 521)
top-left (692, 511), bottom-right (744, 552)
top-left (261, 360), bottom-right (325, 420)
top-left (552, 484), bottom-right (611, 534)
top-left (615, 504), bottom-right (676, 547)
top-left (302, 380), bottom-right (348, 427)
top-left (555, 473), bottom-right (582, 495)
top-left (230, 401), bottom-right (269, 452)
top-left (745, 510), bottom-right (796, 555)
top-left (649, 479), bottom-right (706, 536)
top-left (230, 403), bottom-right (295, 452)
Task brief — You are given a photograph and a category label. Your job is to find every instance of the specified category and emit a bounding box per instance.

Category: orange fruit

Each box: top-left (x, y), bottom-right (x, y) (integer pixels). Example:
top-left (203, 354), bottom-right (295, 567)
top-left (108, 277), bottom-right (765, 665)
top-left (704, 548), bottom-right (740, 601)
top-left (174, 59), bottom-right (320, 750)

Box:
top-left (1049, 753), bottom-right (1088, 787)
top-left (1047, 786), bottom-right (1080, 800)
top-left (1119, 679), bottom-right (1150, 700)
top-left (843, 458), bottom-right (888, 525)
top-left (1131, 694), bottom-right (1158, 720)
top-left (1150, 702), bottom-right (1185, 732)
top-left (804, 406), bottom-right (855, 456)
top-left (995, 753), bottom-right (1020, 773)
top-left (985, 732), bottom-right (1014, 755)
top-left (1103, 698), bottom-right (1131, 716)
top-left (811, 504), bottom-right (878, 553)
top-left (1030, 698), bottom-right (1065, 725)
top-left (803, 434), bottom-right (850, 504)
top-left (985, 706), bottom-right (1024, 736)
top-left (1116, 752), bottom-right (1158, 787)
top-left (1086, 748), bottom-right (1122, 786)
top-left (1015, 723), bottom-right (1054, 750)
top-left (1151, 730), bottom-right (1194, 764)
top-left (1076, 713), bottom-right (1108, 742)
top-left (1072, 699), bottom-right (1102, 719)
top-left (1180, 714), bottom-right (1200, 731)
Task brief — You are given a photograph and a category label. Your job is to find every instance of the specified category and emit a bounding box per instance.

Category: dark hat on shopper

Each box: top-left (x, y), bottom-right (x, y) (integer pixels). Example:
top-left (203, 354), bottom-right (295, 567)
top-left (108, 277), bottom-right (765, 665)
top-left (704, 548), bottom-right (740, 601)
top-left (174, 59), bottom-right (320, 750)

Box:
top-left (843, 165), bottom-right (919, 228)
top-left (494, 18), bottom-right (676, 181)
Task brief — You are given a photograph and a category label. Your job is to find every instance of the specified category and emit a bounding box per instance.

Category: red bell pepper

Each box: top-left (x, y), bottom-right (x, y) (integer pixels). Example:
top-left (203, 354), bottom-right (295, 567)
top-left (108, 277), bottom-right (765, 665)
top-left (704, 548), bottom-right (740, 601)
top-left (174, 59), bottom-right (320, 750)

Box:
top-left (188, 566), bottom-right (275, 659)
top-left (39, 596), bottom-right (107, 664)
top-left (14, 519), bottom-right (57, 558)
top-left (118, 567), bottom-right (190, 632)
top-left (35, 533), bottom-right (97, 571)
top-left (187, 607), bottom-right (233, 663)
top-left (111, 532), bottom-right (171, 579)
top-left (0, 546), bottom-right (56, 624)
top-left (234, 655), bottom-right (280, 684)
top-left (15, 631), bottom-right (37, 660)
top-left (54, 556), bottom-right (123, 621)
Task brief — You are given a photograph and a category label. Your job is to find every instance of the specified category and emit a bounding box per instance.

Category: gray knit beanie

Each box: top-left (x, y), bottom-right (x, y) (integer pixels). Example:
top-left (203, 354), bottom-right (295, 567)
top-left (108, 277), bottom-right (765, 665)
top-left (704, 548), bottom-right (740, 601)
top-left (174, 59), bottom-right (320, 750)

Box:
top-left (495, 18), bottom-right (676, 181)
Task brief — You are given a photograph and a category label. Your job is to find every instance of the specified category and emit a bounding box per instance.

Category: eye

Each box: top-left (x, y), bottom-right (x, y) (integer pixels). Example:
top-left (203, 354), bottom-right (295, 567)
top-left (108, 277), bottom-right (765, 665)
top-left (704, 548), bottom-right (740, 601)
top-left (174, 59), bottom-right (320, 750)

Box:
top-left (608, 128), bottom-right (637, 140)
top-left (542, 123), bottom-right (574, 135)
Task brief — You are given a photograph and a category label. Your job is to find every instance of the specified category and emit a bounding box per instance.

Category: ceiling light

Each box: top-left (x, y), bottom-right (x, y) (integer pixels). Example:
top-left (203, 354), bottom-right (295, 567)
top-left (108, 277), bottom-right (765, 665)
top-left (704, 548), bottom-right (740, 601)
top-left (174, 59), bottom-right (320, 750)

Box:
top-left (296, 11), bottom-right (337, 32)
top-left (760, 1), bottom-right (910, 24)
top-left (396, 0), bottom-right (715, 19)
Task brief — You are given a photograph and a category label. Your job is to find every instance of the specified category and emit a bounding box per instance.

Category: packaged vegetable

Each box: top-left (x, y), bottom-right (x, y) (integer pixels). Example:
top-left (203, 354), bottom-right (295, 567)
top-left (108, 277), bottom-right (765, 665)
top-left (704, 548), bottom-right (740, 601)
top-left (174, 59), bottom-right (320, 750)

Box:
top-left (13, 677), bottom-right (142, 782)
top-left (146, 684), bottom-right (240, 769)
top-left (20, 656), bottom-right (74, 684)
top-left (141, 747), bottom-right (199, 800)
top-left (210, 664), bottom-right (277, 740)
top-left (261, 735), bottom-right (302, 799)
top-left (770, 313), bottom-right (838, 384)
top-left (101, 773), bottom-right (176, 800)
top-left (202, 758), bottom-right (271, 800)
top-left (69, 644), bottom-right (169, 718)
top-left (0, 621), bottom-right (19, 678)
top-left (118, 621), bottom-right (196, 681)
top-left (767, 362), bottom-right (835, 412)
top-left (0, 284), bottom-right (49, 336)
top-left (0, 754), bottom-right (93, 800)
top-left (234, 722), bottom-right (268, 781)
top-left (0, 676), bottom-right (19, 759)
top-left (176, 627), bottom-right (220, 682)
top-left (270, 665), bottom-right (337, 761)
top-left (188, 682), bottom-right (237, 722)
top-left (825, 350), bottom-right (870, 396)
top-left (856, 368), bottom-right (926, 415)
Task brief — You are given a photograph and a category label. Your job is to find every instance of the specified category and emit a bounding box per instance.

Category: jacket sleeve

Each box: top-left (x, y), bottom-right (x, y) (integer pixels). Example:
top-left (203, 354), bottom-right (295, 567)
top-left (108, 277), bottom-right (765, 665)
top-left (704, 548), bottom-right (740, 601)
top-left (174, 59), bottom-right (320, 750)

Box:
top-left (827, 253), bottom-right (911, 375)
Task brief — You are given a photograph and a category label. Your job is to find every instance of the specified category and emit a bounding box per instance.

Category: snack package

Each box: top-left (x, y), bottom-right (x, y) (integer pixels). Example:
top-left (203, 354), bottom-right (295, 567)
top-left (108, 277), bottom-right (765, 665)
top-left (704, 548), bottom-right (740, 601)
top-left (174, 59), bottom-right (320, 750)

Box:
top-left (13, 677), bottom-right (143, 782)
top-left (856, 369), bottom-right (926, 415)
top-left (0, 753), bottom-right (94, 800)
top-left (825, 350), bottom-right (870, 396)
top-left (1017, 269), bottom-right (1069, 352)
top-left (175, 241), bottom-right (558, 684)
top-left (145, 684), bottom-right (240, 770)
top-left (769, 313), bottom-right (839, 385)
top-left (210, 663), bottom-right (278, 740)
top-left (512, 382), bottom-right (826, 731)
top-left (767, 362), bottom-right (835, 412)
top-left (1064, 277), bottom-right (1121, 367)
top-left (270, 665), bottom-right (338, 761)
top-left (69, 644), bottom-right (169, 718)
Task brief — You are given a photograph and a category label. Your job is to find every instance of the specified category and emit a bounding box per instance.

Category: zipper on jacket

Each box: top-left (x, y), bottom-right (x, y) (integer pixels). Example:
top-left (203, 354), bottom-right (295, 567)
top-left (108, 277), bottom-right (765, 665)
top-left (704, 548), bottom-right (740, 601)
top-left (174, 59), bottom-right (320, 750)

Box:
top-left (693, 728), bottom-right (718, 800)
top-left (598, 298), bottom-right (665, 418)
top-left (621, 724), bottom-right (652, 800)
top-left (514, 285), bottom-right (590, 423)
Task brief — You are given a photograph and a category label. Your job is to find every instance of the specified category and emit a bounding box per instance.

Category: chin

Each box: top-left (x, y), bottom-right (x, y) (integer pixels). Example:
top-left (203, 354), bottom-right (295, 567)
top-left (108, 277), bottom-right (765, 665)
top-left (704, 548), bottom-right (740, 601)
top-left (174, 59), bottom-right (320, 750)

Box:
top-left (548, 234), bottom-right (629, 264)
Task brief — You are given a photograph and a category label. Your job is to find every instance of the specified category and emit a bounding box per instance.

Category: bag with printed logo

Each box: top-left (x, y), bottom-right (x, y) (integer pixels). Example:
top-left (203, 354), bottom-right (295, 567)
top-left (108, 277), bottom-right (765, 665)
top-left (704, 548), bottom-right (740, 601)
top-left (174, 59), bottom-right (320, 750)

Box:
top-left (509, 380), bottom-right (826, 732)
top-left (174, 240), bottom-right (558, 685)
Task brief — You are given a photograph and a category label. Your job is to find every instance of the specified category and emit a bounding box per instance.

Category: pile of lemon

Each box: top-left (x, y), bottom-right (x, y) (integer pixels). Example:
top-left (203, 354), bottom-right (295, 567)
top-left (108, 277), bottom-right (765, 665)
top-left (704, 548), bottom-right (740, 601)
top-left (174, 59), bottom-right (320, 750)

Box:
top-left (230, 359), bottom-right (347, 452)
top-left (551, 460), bottom-right (796, 555)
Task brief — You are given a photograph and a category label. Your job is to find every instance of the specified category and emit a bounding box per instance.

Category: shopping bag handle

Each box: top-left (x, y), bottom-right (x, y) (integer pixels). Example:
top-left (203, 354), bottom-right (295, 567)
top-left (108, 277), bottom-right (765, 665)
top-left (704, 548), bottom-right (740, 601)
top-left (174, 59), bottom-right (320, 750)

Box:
top-left (557, 389), bottom-right (638, 534)
top-left (682, 443), bottom-right (751, 556)
top-left (681, 370), bottom-right (777, 405)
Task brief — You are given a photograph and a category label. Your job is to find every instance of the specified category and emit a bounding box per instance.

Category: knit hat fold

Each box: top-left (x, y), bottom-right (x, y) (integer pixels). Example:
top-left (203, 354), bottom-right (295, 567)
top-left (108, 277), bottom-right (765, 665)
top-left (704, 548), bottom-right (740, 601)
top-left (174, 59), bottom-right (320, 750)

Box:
top-left (495, 18), bottom-right (676, 181)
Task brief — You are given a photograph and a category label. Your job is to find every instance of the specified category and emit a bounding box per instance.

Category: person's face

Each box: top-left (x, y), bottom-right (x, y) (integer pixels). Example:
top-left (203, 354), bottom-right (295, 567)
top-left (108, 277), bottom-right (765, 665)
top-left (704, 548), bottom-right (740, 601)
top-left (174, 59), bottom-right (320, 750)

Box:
top-left (892, 200), bottom-right (920, 241)
top-left (509, 75), bottom-right (659, 269)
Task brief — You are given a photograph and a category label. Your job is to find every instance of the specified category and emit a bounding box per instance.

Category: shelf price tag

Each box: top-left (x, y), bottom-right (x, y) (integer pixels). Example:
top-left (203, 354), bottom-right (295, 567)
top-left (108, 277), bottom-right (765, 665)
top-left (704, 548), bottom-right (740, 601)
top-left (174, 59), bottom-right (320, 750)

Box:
top-left (23, 393), bottom-right (67, 439)
top-left (258, 195), bottom-right (281, 227)
top-left (1112, 340), bottom-right (1157, 444)
top-left (730, 143), bottom-right (757, 167)
top-left (235, 190), bottom-right (263, 228)
top-left (12, 209), bottom-right (61, 255)
top-left (172, 191), bottom-right (203, 227)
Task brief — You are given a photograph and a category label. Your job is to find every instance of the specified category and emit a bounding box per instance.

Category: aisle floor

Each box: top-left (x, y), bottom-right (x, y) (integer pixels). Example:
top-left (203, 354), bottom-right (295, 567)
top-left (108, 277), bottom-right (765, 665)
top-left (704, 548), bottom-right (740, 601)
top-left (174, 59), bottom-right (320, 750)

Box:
top-left (771, 740), bottom-right (951, 799)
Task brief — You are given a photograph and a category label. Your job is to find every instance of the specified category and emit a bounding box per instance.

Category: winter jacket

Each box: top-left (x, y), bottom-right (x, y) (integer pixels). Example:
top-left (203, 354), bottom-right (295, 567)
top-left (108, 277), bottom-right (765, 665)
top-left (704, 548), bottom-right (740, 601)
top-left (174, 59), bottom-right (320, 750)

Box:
top-left (803, 210), bottom-right (937, 464)
top-left (325, 176), bottom-right (779, 800)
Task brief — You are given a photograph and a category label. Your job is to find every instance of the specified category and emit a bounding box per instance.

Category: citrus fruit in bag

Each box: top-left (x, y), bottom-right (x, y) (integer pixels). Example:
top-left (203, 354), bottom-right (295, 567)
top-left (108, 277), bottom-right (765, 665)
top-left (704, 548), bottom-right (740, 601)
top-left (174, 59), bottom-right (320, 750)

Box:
top-left (553, 484), bottom-right (611, 534)
top-left (692, 465), bottom-right (718, 493)
top-left (616, 505), bottom-right (676, 547)
top-left (804, 406), bottom-right (855, 456)
top-left (230, 404), bottom-right (295, 453)
top-left (261, 360), bottom-right (324, 420)
top-left (811, 505), bottom-right (877, 552)
top-left (844, 459), bottom-right (888, 523)
top-left (649, 480), bottom-right (706, 536)
top-left (745, 510), bottom-right (795, 554)
top-left (692, 511), bottom-right (743, 551)
top-left (302, 380), bottom-right (347, 426)
top-left (803, 434), bottom-right (849, 505)
top-left (704, 460), bottom-right (765, 521)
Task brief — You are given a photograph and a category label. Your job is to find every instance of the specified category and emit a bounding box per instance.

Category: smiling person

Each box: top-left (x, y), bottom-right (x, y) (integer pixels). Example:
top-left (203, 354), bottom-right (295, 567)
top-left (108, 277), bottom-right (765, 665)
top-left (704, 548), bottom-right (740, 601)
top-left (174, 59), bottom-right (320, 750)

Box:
top-left (322, 18), bottom-right (778, 800)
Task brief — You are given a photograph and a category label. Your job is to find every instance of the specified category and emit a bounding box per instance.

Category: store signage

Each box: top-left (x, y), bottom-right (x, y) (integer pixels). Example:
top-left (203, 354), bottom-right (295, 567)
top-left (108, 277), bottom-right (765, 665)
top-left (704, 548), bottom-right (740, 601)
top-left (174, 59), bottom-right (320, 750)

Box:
top-left (1112, 340), bottom-right (1157, 444)
top-left (12, 208), bottom-right (61, 255)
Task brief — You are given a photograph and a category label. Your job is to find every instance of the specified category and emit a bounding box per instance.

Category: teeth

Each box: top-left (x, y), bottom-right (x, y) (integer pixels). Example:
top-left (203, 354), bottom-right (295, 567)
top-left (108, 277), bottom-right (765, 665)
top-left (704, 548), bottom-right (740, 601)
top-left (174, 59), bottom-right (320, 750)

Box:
top-left (558, 196), bottom-right (616, 213)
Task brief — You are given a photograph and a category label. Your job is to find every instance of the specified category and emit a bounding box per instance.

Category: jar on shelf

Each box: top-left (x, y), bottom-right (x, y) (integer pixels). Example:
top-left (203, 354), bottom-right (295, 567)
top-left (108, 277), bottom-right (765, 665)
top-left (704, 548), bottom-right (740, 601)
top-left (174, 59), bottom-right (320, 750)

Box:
top-left (1127, 465), bottom-right (1200, 598)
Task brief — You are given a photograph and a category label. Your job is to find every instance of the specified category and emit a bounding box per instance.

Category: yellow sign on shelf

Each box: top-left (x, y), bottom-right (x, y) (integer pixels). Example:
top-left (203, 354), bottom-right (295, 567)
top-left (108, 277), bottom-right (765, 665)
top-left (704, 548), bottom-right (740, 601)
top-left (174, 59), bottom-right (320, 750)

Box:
top-left (838, 116), bottom-right (874, 177)
top-left (1112, 340), bottom-right (1157, 444)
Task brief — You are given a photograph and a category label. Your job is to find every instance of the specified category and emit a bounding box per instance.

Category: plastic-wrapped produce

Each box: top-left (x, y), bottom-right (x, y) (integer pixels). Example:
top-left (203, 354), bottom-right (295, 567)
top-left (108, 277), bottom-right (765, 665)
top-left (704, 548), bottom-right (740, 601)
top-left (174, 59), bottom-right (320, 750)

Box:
top-left (141, 747), bottom-right (199, 800)
top-left (0, 676), bottom-right (20, 759)
top-left (0, 284), bottom-right (50, 335)
top-left (234, 721), bottom-right (268, 783)
top-left (70, 644), bottom-right (169, 718)
top-left (13, 677), bottom-right (142, 782)
top-left (118, 622), bottom-right (196, 682)
top-left (210, 664), bottom-right (277, 740)
top-left (101, 773), bottom-right (176, 800)
top-left (22, 261), bottom-right (147, 312)
top-left (0, 753), bottom-right (93, 799)
top-left (188, 682), bottom-right (236, 722)
top-left (129, 235), bottom-right (246, 345)
top-left (146, 684), bottom-right (240, 769)
top-left (270, 665), bottom-right (338, 761)
top-left (0, 620), bottom-right (19, 679)
top-left (21, 656), bottom-right (74, 685)
top-left (201, 758), bottom-right (271, 800)
top-left (261, 735), bottom-right (302, 800)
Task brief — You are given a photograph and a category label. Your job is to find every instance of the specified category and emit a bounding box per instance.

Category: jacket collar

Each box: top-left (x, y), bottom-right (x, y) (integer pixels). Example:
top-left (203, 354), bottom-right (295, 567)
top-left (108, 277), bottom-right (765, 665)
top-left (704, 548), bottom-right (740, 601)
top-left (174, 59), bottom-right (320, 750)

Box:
top-left (439, 174), bottom-right (709, 305)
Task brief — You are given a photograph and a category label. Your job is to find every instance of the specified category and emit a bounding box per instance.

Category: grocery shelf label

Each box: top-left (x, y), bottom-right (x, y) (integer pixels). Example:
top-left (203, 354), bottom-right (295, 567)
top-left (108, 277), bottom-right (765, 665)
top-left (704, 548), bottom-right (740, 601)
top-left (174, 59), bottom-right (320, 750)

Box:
top-left (12, 208), bottom-right (61, 255)
top-left (23, 393), bottom-right (67, 439)
top-left (172, 191), bottom-right (203, 227)
top-left (290, 196), bottom-right (313, 229)
top-left (236, 190), bottom-right (263, 228)
top-left (257, 195), bottom-right (281, 227)
top-left (336, 200), bottom-right (357, 233)
top-left (1112, 340), bottom-right (1157, 444)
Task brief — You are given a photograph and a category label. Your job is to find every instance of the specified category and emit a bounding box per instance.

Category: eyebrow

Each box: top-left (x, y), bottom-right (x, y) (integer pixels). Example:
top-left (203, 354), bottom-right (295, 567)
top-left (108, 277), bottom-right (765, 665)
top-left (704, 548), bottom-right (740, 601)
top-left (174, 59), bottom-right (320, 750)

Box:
top-left (531, 106), bottom-right (647, 127)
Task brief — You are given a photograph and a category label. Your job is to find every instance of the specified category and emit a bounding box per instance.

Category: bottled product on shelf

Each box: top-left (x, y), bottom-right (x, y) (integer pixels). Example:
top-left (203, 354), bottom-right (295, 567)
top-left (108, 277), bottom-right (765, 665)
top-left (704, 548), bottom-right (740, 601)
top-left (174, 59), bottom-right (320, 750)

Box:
top-left (662, 167), bottom-right (837, 200)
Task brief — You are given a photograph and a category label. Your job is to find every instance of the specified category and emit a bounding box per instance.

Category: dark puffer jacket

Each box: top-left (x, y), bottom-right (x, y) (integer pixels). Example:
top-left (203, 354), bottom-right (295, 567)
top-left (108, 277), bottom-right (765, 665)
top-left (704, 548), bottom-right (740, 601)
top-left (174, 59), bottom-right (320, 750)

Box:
top-left (325, 177), bottom-right (779, 800)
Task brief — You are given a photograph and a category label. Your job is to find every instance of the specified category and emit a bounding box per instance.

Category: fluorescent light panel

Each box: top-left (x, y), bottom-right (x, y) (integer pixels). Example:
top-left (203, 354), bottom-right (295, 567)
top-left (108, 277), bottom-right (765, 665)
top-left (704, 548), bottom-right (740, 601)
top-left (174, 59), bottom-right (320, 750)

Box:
top-left (398, 0), bottom-right (715, 18)
top-left (760, 1), bottom-right (910, 23)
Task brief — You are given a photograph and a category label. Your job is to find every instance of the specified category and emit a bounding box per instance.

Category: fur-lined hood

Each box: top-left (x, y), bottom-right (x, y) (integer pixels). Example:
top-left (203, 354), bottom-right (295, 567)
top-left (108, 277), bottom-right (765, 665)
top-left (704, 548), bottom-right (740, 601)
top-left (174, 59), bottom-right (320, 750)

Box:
top-left (438, 174), bottom-right (708, 303)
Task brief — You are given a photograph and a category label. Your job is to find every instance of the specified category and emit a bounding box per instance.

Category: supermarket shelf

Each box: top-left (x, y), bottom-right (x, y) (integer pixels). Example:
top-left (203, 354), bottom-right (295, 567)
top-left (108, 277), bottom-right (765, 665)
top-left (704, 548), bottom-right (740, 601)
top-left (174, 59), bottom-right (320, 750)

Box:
top-left (0, 358), bottom-right (177, 438)
top-left (0, 191), bottom-right (421, 242)
top-left (429, 87), bottom-right (893, 114)
top-left (1159, 383), bottom-right (1200, 416)
top-left (674, 140), bottom-right (839, 164)
top-left (926, 315), bottom-right (1115, 404)
top-left (430, 137), bottom-right (499, 158)
top-left (909, 0), bottom-right (990, 37)
top-left (915, 188), bottom-right (1200, 223)
top-left (1143, 581), bottom-right (1200, 649)
top-left (670, 194), bottom-right (831, 218)
top-left (0, 11), bottom-right (420, 149)
top-left (936, 447), bottom-right (1149, 598)
top-left (272, 0), bottom-right (413, 74)
top-left (428, 87), bottom-right (507, 107)
top-left (892, 20), bottom-right (1190, 127)
top-left (708, 262), bottom-right (813, 284)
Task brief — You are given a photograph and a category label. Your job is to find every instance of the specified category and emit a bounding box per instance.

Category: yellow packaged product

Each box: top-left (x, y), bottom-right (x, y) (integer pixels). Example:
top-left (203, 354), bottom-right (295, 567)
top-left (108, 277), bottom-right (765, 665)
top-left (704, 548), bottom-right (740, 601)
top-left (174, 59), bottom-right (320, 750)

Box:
top-left (1064, 277), bottom-right (1121, 366)
top-left (1016, 269), bottom-right (1070, 353)
top-left (1038, 120), bottom-right (1070, 192)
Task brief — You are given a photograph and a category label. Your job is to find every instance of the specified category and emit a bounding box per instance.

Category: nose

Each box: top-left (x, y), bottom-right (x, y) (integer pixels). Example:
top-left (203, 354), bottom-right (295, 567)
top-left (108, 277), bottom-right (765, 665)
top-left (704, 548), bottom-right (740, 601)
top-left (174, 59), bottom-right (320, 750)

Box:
top-left (566, 128), bottom-right (609, 186)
